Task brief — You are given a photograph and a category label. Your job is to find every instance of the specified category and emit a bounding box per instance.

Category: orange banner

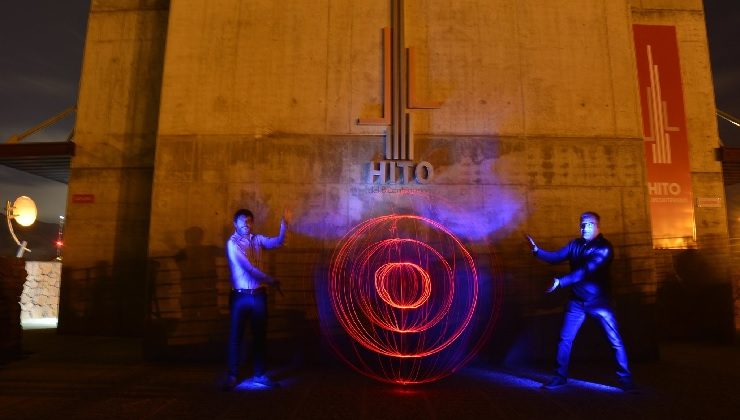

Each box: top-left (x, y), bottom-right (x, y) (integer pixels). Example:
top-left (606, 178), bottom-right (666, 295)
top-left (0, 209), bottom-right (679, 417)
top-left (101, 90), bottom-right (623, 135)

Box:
top-left (633, 25), bottom-right (695, 248)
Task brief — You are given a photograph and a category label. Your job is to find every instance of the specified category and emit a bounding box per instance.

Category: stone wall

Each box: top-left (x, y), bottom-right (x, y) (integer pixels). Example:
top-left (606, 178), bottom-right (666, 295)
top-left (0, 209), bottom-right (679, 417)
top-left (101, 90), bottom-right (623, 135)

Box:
top-left (21, 262), bottom-right (61, 321)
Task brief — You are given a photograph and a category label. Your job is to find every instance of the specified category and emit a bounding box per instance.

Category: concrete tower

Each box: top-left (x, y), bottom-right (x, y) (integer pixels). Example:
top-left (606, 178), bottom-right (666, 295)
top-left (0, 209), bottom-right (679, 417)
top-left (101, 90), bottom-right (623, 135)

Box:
top-left (60, 0), bottom-right (734, 356)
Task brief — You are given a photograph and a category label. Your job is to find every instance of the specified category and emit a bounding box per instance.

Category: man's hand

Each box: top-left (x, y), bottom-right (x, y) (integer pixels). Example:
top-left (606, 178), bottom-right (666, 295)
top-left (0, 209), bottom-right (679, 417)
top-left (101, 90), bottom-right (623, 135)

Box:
top-left (545, 278), bottom-right (560, 294)
top-left (270, 279), bottom-right (284, 297)
top-left (282, 209), bottom-right (293, 226)
top-left (525, 234), bottom-right (539, 254)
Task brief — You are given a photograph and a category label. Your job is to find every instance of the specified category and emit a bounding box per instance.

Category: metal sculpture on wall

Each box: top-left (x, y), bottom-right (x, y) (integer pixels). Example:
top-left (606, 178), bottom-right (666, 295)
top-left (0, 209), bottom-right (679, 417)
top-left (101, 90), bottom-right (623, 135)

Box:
top-left (359, 0), bottom-right (439, 185)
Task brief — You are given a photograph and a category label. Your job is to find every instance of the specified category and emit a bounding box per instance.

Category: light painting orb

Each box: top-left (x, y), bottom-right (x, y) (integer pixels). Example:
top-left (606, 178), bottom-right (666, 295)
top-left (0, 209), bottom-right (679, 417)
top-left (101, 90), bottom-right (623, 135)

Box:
top-left (321, 214), bottom-right (500, 384)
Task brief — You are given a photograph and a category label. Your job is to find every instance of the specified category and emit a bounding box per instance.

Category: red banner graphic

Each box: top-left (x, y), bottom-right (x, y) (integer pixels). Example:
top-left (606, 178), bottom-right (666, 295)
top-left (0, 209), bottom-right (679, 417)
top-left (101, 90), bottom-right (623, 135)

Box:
top-left (633, 24), bottom-right (695, 248)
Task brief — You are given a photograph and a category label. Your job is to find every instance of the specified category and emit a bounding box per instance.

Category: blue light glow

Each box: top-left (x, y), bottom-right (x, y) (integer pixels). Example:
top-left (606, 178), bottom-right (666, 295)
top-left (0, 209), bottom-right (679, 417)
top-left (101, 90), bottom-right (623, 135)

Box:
top-left (234, 380), bottom-right (273, 391)
top-left (463, 368), bottom-right (623, 393)
top-left (463, 368), bottom-right (542, 388)
top-left (289, 187), bottom-right (523, 242)
top-left (231, 375), bottom-right (295, 391)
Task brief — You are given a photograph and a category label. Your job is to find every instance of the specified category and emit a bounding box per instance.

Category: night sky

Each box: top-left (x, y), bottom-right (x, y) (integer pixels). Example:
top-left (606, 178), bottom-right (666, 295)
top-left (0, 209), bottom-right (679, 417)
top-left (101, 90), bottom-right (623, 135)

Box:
top-left (0, 1), bottom-right (738, 221)
top-left (0, 1), bottom-right (90, 221)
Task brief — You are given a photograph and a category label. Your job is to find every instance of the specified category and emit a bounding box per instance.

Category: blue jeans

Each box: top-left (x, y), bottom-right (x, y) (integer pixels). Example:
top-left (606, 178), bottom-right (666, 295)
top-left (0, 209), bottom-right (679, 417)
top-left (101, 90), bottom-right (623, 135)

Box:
top-left (556, 299), bottom-right (631, 378)
top-left (227, 291), bottom-right (268, 377)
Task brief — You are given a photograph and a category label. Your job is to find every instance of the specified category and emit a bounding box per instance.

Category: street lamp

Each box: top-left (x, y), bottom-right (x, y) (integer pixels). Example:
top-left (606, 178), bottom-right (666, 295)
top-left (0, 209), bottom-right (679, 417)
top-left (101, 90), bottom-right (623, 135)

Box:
top-left (5, 196), bottom-right (37, 257)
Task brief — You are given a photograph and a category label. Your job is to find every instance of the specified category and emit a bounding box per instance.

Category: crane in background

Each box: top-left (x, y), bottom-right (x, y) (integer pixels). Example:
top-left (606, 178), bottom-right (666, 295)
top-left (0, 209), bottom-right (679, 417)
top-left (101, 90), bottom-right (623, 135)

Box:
top-left (3, 107), bottom-right (75, 144)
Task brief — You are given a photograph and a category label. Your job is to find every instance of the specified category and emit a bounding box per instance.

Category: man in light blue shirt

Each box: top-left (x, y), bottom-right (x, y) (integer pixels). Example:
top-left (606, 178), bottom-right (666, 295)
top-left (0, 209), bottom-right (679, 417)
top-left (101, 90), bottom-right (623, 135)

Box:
top-left (224, 208), bottom-right (290, 390)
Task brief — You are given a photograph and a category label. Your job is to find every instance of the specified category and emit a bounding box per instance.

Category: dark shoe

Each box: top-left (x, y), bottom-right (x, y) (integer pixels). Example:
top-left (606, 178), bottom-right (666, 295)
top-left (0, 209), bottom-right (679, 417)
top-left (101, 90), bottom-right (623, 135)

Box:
top-left (222, 375), bottom-right (239, 391)
top-left (541, 375), bottom-right (567, 389)
top-left (252, 375), bottom-right (281, 388)
top-left (617, 377), bottom-right (638, 392)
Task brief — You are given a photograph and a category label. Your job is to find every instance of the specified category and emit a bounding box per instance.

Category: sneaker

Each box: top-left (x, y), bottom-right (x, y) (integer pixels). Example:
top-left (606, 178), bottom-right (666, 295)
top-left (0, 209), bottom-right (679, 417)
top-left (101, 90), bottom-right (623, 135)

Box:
top-left (252, 375), bottom-right (281, 388)
top-left (541, 375), bottom-right (567, 389)
top-left (222, 375), bottom-right (239, 391)
top-left (617, 377), bottom-right (638, 393)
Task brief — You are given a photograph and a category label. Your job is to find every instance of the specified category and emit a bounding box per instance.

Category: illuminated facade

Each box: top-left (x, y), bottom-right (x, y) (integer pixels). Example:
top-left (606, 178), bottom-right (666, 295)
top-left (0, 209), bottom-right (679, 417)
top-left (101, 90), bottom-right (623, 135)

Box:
top-left (60, 0), bottom-right (735, 360)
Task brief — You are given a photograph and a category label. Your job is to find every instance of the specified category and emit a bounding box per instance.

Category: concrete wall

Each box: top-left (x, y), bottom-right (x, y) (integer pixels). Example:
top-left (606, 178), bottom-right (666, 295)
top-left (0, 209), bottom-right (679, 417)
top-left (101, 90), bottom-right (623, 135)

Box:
top-left (631, 1), bottom-right (735, 339)
top-left (60, 0), bottom-right (169, 334)
top-left (155, 0), bottom-right (642, 138)
top-left (144, 0), bottom-right (660, 357)
top-left (63, 0), bottom-right (734, 351)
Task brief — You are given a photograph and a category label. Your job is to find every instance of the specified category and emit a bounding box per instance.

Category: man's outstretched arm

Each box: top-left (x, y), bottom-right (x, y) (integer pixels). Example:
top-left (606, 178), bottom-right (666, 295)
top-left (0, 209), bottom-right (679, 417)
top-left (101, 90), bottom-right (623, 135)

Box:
top-left (526, 234), bottom-right (571, 264)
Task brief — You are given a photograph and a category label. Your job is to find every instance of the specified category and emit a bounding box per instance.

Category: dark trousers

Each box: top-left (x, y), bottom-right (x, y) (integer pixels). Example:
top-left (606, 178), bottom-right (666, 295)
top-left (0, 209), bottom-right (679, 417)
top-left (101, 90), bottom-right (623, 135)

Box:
top-left (227, 291), bottom-right (268, 377)
top-left (556, 299), bottom-right (631, 378)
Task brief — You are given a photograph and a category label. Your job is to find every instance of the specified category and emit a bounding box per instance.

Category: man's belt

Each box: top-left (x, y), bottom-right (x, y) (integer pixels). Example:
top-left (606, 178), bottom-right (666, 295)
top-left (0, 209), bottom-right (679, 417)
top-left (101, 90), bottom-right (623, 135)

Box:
top-left (231, 287), bottom-right (266, 295)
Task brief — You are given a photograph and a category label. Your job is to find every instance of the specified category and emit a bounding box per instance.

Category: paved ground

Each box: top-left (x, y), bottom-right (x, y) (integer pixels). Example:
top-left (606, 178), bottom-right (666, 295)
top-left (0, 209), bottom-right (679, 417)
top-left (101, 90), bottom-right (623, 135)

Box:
top-left (0, 328), bottom-right (738, 419)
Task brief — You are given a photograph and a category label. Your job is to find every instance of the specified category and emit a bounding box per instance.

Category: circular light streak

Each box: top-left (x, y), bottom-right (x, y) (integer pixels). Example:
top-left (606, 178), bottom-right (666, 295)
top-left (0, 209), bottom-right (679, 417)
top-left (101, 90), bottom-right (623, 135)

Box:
top-left (374, 262), bottom-right (431, 310)
top-left (322, 214), bottom-right (500, 384)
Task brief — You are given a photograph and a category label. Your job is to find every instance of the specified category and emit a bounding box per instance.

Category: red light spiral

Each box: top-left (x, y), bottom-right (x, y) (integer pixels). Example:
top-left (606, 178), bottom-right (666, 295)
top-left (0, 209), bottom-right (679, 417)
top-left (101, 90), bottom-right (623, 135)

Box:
top-left (323, 214), bottom-right (497, 384)
top-left (374, 262), bottom-right (431, 310)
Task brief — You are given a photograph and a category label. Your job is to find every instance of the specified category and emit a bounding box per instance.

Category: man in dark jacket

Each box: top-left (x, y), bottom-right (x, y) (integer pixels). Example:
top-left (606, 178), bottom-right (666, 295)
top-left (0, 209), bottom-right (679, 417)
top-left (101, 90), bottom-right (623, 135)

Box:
top-left (526, 211), bottom-right (635, 391)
